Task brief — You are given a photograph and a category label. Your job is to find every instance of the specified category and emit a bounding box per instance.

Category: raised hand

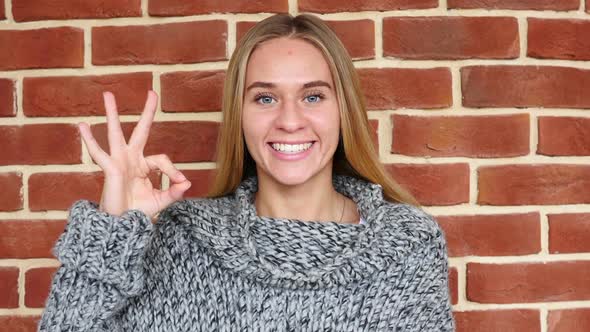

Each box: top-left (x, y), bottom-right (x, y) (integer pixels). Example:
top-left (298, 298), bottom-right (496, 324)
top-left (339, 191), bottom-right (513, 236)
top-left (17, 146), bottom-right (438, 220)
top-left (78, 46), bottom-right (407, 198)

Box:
top-left (78, 91), bottom-right (191, 220)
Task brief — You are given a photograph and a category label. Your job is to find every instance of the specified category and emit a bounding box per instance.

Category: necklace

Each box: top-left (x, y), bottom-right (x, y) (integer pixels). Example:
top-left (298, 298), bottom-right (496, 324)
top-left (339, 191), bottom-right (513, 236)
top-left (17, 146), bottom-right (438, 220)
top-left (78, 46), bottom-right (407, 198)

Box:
top-left (338, 194), bottom-right (345, 223)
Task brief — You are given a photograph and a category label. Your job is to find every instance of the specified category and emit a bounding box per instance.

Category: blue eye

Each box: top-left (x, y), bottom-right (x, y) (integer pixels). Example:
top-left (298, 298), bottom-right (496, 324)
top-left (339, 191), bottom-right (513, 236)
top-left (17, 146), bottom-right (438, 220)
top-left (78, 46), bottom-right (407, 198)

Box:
top-left (260, 96), bottom-right (274, 104)
top-left (255, 94), bottom-right (276, 105)
top-left (304, 92), bottom-right (325, 103)
top-left (305, 95), bottom-right (321, 103)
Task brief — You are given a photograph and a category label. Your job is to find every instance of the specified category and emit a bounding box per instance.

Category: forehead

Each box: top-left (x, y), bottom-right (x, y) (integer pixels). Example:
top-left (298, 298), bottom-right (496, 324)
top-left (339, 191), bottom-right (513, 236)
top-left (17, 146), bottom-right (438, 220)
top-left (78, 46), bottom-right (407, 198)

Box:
top-left (245, 37), bottom-right (333, 85)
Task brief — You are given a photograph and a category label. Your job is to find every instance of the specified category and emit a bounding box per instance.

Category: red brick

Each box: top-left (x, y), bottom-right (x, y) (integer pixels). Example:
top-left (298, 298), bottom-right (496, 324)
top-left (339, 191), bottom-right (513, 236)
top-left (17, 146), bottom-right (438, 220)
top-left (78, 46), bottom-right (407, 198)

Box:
top-left (0, 78), bottom-right (15, 117)
top-left (91, 121), bottom-right (219, 163)
top-left (0, 173), bottom-right (23, 212)
top-left (467, 261), bottom-right (590, 303)
top-left (299, 0), bottom-right (437, 13)
top-left (587, 0), bottom-right (590, 13)
top-left (548, 213), bottom-right (590, 254)
top-left (384, 163), bottom-right (469, 206)
top-left (236, 21), bottom-right (256, 43)
top-left (0, 267), bottom-right (19, 308)
top-left (449, 267), bottom-right (458, 305)
top-left (0, 316), bottom-right (40, 332)
top-left (359, 68), bottom-right (452, 110)
top-left (236, 19), bottom-right (375, 60)
top-left (0, 1), bottom-right (5, 19)
top-left (454, 310), bottom-right (540, 332)
top-left (12, 0), bottom-right (141, 22)
top-left (384, 16), bottom-right (518, 60)
top-left (462, 66), bottom-right (590, 108)
top-left (23, 73), bottom-right (152, 117)
top-left (548, 308), bottom-right (590, 332)
top-left (448, 0), bottom-right (578, 10)
top-left (25, 267), bottom-right (57, 308)
top-left (0, 124), bottom-right (80, 165)
top-left (538, 117), bottom-right (590, 156)
top-left (0, 220), bottom-right (66, 258)
top-left (183, 169), bottom-right (217, 198)
top-left (478, 164), bottom-right (590, 205)
top-left (528, 18), bottom-right (590, 61)
top-left (437, 213), bottom-right (540, 257)
top-left (0, 315), bottom-right (41, 332)
top-left (29, 172), bottom-right (103, 211)
top-left (28, 172), bottom-right (161, 211)
top-left (149, 0), bottom-right (287, 15)
top-left (92, 21), bottom-right (227, 65)
top-left (391, 114), bottom-right (529, 157)
top-left (326, 20), bottom-right (375, 60)
top-left (161, 71), bottom-right (224, 113)
top-left (0, 27), bottom-right (83, 71)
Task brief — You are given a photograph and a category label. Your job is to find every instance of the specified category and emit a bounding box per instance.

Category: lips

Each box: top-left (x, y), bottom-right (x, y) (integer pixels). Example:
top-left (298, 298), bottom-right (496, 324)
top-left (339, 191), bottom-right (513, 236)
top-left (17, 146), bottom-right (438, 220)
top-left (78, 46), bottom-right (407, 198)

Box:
top-left (267, 140), bottom-right (316, 160)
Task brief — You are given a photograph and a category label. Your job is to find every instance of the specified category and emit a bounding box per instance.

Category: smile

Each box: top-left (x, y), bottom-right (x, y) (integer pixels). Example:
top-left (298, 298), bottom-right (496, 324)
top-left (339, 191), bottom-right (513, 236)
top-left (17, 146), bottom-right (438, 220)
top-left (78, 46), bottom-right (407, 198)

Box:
top-left (270, 142), bottom-right (314, 154)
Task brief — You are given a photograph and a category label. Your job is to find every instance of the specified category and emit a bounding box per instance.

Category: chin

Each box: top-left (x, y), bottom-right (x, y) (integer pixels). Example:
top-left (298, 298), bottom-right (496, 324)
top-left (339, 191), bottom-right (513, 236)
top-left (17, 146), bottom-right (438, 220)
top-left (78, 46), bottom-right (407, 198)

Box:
top-left (268, 171), bottom-right (313, 187)
top-left (260, 163), bottom-right (332, 188)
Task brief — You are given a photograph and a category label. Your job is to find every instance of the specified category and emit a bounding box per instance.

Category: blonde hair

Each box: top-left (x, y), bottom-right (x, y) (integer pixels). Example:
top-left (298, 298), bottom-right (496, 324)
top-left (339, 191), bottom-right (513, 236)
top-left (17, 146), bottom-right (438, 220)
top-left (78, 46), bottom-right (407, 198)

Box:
top-left (206, 13), bottom-right (420, 207)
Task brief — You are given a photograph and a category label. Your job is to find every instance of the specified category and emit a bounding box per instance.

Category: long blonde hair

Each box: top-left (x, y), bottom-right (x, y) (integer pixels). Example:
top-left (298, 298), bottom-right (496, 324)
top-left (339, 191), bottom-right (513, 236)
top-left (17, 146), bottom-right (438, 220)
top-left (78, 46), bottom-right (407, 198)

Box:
top-left (206, 13), bottom-right (420, 207)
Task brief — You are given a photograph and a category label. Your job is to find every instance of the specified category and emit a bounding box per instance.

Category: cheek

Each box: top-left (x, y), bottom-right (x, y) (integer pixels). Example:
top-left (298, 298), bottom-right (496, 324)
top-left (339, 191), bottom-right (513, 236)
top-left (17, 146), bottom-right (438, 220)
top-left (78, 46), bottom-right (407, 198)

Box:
top-left (315, 103), bottom-right (341, 140)
top-left (242, 109), bottom-right (269, 148)
top-left (241, 116), bottom-right (256, 148)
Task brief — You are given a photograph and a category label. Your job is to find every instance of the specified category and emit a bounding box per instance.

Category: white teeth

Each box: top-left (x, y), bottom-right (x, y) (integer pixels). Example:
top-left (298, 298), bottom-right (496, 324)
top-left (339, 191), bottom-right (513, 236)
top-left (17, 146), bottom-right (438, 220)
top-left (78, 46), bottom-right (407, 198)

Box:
top-left (271, 142), bottom-right (313, 154)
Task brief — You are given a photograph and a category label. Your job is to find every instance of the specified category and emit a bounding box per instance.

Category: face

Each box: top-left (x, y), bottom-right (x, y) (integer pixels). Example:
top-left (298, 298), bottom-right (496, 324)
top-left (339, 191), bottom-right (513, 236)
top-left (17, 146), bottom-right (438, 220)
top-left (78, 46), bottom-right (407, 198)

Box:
top-left (242, 37), bottom-right (341, 186)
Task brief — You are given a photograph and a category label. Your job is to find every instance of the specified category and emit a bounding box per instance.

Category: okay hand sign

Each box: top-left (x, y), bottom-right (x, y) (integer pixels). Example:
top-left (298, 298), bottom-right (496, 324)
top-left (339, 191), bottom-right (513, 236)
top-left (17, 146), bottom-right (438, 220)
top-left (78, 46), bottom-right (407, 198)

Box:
top-left (78, 91), bottom-right (191, 220)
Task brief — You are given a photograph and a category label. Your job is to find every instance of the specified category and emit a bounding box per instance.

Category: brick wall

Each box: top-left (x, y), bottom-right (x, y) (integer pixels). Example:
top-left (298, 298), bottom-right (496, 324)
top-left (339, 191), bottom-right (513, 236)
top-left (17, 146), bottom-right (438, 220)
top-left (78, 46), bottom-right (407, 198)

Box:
top-left (1, 0), bottom-right (589, 331)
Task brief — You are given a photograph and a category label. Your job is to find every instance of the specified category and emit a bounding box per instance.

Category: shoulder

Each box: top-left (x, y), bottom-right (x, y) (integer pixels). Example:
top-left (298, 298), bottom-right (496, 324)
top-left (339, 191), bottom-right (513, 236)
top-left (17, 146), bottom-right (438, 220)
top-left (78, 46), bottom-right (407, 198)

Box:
top-left (374, 202), bottom-right (451, 279)
top-left (151, 194), bottom-right (236, 238)
top-left (147, 195), bottom-right (237, 255)
top-left (378, 201), bottom-right (448, 251)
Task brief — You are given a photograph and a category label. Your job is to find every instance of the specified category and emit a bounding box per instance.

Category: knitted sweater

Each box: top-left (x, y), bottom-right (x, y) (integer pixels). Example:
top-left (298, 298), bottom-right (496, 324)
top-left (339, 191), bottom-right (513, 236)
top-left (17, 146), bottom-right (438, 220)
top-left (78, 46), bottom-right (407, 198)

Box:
top-left (39, 174), bottom-right (456, 331)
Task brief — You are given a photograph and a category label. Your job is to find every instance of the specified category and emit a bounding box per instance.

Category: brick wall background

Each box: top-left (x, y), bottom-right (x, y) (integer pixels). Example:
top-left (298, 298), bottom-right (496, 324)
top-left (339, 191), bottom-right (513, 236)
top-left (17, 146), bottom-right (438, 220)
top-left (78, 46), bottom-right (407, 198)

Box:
top-left (1, 0), bottom-right (590, 331)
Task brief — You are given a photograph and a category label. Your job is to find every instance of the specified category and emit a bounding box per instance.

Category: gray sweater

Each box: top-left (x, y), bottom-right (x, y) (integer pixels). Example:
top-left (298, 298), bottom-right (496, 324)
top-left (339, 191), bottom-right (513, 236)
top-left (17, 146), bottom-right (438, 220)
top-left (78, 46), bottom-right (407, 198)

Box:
top-left (38, 174), bottom-right (456, 331)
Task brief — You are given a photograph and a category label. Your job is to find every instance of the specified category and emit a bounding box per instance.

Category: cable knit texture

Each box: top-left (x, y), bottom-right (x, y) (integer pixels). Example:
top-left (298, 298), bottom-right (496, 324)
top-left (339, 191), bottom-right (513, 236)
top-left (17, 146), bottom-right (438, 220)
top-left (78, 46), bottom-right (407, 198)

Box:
top-left (38, 174), bottom-right (456, 331)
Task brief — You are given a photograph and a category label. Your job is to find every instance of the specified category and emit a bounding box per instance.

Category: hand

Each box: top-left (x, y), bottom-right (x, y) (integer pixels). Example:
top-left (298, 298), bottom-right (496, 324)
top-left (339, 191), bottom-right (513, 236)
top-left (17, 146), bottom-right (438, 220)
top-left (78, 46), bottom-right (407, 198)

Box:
top-left (78, 90), bottom-right (192, 220)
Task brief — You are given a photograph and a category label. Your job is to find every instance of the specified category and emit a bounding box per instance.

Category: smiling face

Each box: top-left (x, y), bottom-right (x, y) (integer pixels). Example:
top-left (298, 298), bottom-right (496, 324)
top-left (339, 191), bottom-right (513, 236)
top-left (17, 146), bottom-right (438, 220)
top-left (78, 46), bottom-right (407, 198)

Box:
top-left (241, 37), bottom-right (341, 187)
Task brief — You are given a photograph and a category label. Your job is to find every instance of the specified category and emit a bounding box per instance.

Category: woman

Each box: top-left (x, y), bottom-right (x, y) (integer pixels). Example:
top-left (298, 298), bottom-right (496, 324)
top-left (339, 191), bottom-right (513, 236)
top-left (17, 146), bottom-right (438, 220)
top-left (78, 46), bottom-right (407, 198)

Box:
top-left (39, 13), bottom-right (455, 331)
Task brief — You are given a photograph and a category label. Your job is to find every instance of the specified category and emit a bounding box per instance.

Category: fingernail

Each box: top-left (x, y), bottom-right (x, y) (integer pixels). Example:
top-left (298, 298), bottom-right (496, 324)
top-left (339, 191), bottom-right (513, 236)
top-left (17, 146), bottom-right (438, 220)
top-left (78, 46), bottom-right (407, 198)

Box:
top-left (178, 173), bottom-right (187, 181)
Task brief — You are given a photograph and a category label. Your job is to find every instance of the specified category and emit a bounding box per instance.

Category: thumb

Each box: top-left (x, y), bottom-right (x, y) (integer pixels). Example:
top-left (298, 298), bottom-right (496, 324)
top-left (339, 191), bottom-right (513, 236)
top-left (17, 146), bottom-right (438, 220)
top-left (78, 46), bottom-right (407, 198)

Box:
top-left (158, 180), bottom-right (192, 208)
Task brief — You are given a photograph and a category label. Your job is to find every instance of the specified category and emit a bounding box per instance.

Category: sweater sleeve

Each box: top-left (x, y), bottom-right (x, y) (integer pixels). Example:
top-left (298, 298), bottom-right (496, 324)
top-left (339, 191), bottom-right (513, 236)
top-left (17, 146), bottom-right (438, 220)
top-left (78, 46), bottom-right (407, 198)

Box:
top-left (392, 225), bottom-right (456, 331)
top-left (38, 199), bottom-right (153, 332)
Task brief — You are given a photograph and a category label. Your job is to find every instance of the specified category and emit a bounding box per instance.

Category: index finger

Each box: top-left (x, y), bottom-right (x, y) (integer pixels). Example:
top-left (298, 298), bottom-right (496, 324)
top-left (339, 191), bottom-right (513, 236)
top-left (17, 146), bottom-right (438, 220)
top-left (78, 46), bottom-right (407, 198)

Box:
top-left (129, 90), bottom-right (158, 150)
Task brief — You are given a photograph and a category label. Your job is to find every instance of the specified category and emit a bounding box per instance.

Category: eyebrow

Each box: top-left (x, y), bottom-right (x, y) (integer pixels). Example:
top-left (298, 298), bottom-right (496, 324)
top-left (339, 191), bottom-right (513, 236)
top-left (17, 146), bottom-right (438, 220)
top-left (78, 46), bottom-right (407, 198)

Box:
top-left (245, 80), bottom-right (332, 91)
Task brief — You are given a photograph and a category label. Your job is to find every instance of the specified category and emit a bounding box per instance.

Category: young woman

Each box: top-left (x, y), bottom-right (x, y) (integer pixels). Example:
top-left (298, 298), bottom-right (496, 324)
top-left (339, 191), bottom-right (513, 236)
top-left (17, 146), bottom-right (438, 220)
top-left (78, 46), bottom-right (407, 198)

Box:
top-left (39, 14), bottom-right (455, 331)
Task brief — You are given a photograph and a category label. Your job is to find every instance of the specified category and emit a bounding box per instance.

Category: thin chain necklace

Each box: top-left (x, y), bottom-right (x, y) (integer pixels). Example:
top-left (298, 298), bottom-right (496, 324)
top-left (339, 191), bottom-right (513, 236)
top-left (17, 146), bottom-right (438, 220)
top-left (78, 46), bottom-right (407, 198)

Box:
top-left (338, 194), bottom-right (345, 223)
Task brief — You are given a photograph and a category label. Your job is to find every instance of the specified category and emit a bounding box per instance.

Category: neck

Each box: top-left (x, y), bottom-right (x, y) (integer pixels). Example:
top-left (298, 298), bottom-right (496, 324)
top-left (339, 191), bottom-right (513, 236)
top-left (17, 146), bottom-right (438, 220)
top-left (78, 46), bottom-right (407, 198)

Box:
top-left (254, 171), bottom-right (346, 223)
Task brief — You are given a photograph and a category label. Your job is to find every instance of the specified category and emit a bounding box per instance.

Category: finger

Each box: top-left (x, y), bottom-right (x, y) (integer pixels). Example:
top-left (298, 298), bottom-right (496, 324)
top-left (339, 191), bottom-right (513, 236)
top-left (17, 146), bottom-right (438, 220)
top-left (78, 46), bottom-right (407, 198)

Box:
top-left (103, 91), bottom-right (127, 155)
top-left (144, 154), bottom-right (187, 183)
top-left (78, 122), bottom-right (113, 170)
top-left (129, 90), bottom-right (158, 150)
top-left (156, 180), bottom-right (192, 208)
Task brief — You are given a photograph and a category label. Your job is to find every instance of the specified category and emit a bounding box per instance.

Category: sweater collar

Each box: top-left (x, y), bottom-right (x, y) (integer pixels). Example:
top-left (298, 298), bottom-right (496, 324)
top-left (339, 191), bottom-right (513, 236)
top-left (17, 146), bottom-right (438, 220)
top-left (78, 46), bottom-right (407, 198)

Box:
top-left (213, 174), bottom-right (390, 289)
top-left (236, 173), bottom-right (385, 228)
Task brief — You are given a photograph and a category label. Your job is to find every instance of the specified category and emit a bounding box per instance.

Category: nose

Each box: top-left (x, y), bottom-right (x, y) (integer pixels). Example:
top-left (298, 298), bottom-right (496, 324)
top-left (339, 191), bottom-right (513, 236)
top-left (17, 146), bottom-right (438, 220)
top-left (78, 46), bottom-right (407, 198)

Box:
top-left (274, 99), bottom-right (306, 132)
